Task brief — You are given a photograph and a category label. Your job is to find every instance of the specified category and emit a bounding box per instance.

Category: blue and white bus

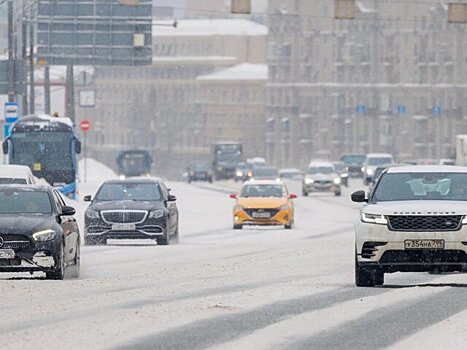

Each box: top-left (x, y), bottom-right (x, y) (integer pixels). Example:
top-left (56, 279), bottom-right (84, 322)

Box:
top-left (2, 114), bottom-right (82, 199)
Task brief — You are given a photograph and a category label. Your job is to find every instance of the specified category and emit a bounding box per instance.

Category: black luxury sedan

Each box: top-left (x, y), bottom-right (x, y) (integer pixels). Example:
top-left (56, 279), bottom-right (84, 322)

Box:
top-left (0, 185), bottom-right (80, 279)
top-left (84, 178), bottom-right (179, 245)
top-left (186, 161), bottom-right (213, 183)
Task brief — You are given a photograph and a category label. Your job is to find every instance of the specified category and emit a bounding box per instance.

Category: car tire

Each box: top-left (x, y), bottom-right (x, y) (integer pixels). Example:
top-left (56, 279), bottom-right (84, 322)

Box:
top-left (285, 220), bottom-right (293, 229)
top-left (46, 244), bottom-right (65, 280)
top-left (355, 252), bottom-right (384, 287)
top-left (233, 224), bottom-right (243, 230)
top-left (302, 189), bottom-right (308, 197)
top-left (68, 241), bottom-right (80, 278)
top-left (170, 227), bottom-right (179, 244)
top-left (157, 227), bottom-right (171, 245)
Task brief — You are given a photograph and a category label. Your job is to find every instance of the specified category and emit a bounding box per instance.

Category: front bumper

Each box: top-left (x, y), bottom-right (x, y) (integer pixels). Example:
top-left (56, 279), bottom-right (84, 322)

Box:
top-left (303, 182), bottom-right (340, 193)
top-left (85, 217), bottom-right (167, 240)
top-left (356, 221), bottom-right (467, 272)
top-left (233, 208), bottom-right (292, 226)
top-left (0, 239), bottom-right (61, 273)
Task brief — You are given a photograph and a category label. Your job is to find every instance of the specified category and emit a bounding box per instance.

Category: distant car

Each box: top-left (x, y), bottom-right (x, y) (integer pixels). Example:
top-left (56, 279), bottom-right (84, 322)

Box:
top-left (302, 161), bottom-right (341, 196)
top-left (332, 161), bottom-right (349, 187)
top-left (0, 164), bottom-right (36, 184)
top-left (361, 153), bottom-right (394, 185)
top-left (84, 178), bottom-right (179, 246)
top-left (186, 162), bottom-right (213, 183)
top-left (368, 163), bottom-right (394, 188)
top-left (0, 185), bottom-right (80, 279)
top-left (278, 168), bottom-right (303, 180)
top-left (230, 180), bottom-right (296, 229)
top-left (340, 154), bottom-right (366, 177)
top-left (440, 158), bottom-right (455, 166)
top-left (234, 162), bottom-right (252, 182)
top-left (251, 166), bottom-right (279, 181)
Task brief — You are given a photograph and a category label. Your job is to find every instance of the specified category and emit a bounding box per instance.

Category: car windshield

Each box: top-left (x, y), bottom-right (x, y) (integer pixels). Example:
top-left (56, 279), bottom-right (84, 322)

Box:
top-left (341, 155), bottom-right (366, 165)
top-left (190, 163), bottom-right (209, 170)
top-left (371, 173), bottom-right (467, 202)
top-left (0, 189), bottom-right (52, 214)
top-left (308, 166), bottom-right (334, 175)
top-left (240, 184), bottom-right (285, 198)
top-left (253, 167), bottom-right (278, 177)
top-left (333, 163), bottom-right (346, 172)
top-left (0, 178), bottom-right (28, 184)
top-left (95, 183), bottom-right (162, 201)
top-left (368, 157), bottom-right (393, 166)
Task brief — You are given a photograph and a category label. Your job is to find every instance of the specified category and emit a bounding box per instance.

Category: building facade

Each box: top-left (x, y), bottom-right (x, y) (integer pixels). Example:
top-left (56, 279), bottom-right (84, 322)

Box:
top-left (75, 19), bottom-right (268, 178)
top-left (266, 0), bottom-right (467, 168)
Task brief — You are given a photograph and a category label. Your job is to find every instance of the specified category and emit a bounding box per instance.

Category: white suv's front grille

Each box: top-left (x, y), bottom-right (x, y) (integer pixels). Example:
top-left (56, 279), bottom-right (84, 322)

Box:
top-left (387, 215), bottom-right (462, 232)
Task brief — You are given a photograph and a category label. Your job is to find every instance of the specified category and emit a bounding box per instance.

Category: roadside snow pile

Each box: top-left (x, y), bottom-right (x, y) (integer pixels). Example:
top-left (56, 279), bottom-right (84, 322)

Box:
top-left (78, 158), bottom-right (116, 182)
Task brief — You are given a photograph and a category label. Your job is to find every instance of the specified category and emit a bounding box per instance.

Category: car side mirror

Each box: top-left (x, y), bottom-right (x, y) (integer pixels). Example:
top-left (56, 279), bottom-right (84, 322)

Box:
top-left (2, 140), bottom-right (8, 155)
top-left (230, 193), bottom-right (237, 199)
top-left (61, 205), bottom-right (76, 216)
top-left (289, 194), bottom-right (297, 199)
top-left (83, 195), bottom-right (92, 202)
top-left (168, 194), bottom-right (176, 201)
top-left (351, 190), bottom-right (368, 203)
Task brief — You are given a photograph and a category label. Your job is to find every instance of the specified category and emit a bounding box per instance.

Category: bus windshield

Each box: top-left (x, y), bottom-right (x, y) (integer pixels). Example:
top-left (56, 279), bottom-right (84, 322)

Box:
top-left (11, 132), bottom-right (74, 172)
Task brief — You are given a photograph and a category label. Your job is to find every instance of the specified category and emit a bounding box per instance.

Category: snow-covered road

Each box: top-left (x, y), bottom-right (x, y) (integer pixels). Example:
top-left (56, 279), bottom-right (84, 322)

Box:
top-left (0, 160), bottom-right (466, 349)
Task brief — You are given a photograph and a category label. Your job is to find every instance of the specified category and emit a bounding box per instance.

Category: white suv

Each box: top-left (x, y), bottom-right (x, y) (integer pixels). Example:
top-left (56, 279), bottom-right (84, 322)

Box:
top-left (352, 165), bottom-right (467, 287)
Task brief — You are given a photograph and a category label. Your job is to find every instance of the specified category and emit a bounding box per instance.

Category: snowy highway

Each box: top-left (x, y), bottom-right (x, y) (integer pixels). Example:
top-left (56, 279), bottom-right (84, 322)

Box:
top-left (0, 161), bottom-right (466, 349)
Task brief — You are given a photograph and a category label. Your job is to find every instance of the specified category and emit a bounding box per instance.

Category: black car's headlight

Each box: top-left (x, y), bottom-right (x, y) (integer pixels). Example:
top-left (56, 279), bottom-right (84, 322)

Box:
top-left (32, 229), bottom-right (57, 242)
top-left (86, 209), bottom-right (100, 219)
top-left (149, 209), bottom-right (165, 219)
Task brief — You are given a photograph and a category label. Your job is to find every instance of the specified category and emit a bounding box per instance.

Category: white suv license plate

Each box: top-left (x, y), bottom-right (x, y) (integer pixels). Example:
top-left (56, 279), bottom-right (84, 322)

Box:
top-left (404, 240), bottom-right (445, 249)
top-left (112, 223), bottom-right (136, 231)
top-left (0, 249), bottom-right (15, 259)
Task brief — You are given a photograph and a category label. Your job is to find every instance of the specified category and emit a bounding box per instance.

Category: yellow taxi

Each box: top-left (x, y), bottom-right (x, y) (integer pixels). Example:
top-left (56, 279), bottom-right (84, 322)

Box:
top-left (230, 180), bottom-right (297, 229)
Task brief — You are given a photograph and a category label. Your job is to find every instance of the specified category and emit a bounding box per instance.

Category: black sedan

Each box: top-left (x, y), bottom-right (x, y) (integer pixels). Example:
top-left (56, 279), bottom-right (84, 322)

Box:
top-left (186, 162), bottom-right (213, 183)
top-left (0, 185), bottom-right (80, 280)
top-left (84, 178), bottom-right (179, 245)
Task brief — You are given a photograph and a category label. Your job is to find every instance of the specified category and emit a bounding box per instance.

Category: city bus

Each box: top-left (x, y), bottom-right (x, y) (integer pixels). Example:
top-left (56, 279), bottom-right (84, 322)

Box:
top-left (116, 149), bottom-right (153, 178)
top-left (2, 114), bottom-right (82, 199)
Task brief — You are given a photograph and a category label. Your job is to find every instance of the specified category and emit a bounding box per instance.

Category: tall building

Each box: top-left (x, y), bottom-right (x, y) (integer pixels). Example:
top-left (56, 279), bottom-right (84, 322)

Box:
top-left (266, 0), bottom-right (467, 168)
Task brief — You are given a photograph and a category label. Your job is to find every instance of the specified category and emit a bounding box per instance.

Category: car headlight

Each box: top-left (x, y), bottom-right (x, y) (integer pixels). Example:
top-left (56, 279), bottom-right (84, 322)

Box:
top-left (32, 229), bottom-right (56, 242)
top-left (333, 177), bottom-right (341, 184)
top-left (305, 178), bottom-right (314, 184)
top-left (341, 173), bottom-right (349, 178)
top-left (119, 175), bottom-right (125, 180)
top-left (366, 168), bottom-right (374, 176)
top-left (149, 209), bottom-right (165, 219)
top-left (236, 171), bottom-right (243, 177)
top-left (86, 209), bottom-right (100, 219)
top-left (361, 212), bottom-right (388, 225)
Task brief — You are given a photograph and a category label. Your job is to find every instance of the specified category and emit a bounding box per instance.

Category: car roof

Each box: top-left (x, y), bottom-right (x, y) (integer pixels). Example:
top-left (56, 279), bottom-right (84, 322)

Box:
top-left (0, 184), bottom-right (50, 191)
top-left (366, 153), bottom-right (393, 158)
top-left (243, 179), bottom-right (285, 186)
top-left (279, 168), bottom-right (301, 173)
top-left (386, 165), bottom-right (467, 174)
top-left (0, 164), bottom-right (33, 177)
top-left (308, 161), bottom-right (334, 167)
top-left (103, 177), bottom-right (161, 184)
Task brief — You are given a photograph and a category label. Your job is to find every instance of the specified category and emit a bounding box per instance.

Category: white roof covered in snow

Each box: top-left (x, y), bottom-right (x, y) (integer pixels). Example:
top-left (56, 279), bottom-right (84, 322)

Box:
top-left (154, 19), bottom-right (268, 37)
top-left (197, 64), bottom-right (268, 81)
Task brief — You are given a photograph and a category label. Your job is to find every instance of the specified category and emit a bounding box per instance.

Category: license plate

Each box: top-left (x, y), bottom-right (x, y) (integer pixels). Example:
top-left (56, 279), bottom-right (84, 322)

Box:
top-left (404, 240), bottom-right (445, 249)
top-left (112, 223), bottom-right (136, 231)
top-left (252, 212), bottom-right (271, 219)
top-left (0, 249), bottom-right (15, 259)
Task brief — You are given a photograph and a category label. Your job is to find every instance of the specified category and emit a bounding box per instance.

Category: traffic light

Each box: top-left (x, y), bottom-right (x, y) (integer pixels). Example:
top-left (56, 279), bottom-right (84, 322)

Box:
top-left (231, 0), bottom-right (251, 14)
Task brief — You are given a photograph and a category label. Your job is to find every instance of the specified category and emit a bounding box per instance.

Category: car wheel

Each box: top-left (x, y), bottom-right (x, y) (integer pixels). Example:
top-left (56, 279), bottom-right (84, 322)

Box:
top-left (285, 220), bottom-right (293, 229)
top-left (157, 226), bottom-right (171, 245)
top-left (68, 241), bottom-right (80, 278)
top-left (302, 189), bottom-right (308, 197)
top-left (233, 224), bottom-right (243, 230)
top-left (355, 252), bottom-right (384, 287)
top-left (170, 227), bottom-right (179, 244)
top-left (46, 244), bottom-right (65, 280)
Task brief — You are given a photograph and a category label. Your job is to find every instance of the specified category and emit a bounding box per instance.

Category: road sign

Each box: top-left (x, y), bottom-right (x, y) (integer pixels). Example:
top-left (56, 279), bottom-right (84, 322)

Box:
top-left (355, 104), bottom-right (366, 114)
top-left (36, 0), bottom-right (152, 66)
top-left (4, 102), bottom-right (18, 123)
top-left (432, 105), bottom-right (442, 115)
top-left (396, 105), bottom-right (406, 114)
top-left (80, 119), bottom-right (91, 131)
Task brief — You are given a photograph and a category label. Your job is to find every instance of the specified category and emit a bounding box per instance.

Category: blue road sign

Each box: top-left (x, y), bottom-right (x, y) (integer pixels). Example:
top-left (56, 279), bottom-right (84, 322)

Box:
top-left (432, 105), bottom-right (442, 115)
top-left (5, 102), bottom-right (18, 124)
top-left (355, 104), bottom-right (366, 114)
top-left (397, 105), bottom-right (406, 114)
